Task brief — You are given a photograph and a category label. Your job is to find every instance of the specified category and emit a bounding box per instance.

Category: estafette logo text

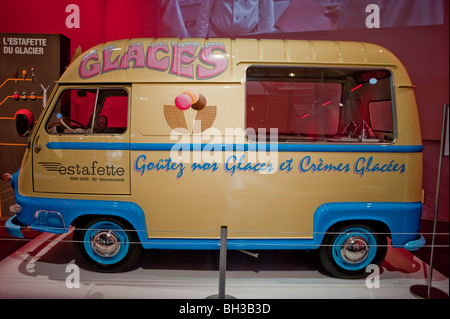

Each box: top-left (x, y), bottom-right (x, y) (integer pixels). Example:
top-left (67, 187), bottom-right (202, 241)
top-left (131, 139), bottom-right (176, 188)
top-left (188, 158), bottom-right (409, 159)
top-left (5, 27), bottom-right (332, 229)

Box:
top-left (39, 161), bottom-right (125, 176)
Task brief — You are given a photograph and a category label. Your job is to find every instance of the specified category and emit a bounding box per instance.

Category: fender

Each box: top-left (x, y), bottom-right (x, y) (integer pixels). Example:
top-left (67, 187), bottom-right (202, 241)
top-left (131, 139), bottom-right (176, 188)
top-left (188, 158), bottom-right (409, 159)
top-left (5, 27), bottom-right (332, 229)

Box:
top-left (313, 201), bottom-right (423, 248)
top-left (13, 191), bottom-right (148, 244)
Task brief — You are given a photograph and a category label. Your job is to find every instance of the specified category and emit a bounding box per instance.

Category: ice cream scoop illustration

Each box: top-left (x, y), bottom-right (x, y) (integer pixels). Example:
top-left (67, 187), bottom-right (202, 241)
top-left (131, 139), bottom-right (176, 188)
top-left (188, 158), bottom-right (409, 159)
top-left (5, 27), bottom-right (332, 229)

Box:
top-left (165, 89), bottom-right (216, 134)
top-left (175, 93), bottom-right (192, 111)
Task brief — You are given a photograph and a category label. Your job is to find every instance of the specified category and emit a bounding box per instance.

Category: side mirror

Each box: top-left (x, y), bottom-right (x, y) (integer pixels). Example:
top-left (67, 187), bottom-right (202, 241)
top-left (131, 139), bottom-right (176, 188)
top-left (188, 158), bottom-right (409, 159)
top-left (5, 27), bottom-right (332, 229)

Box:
top-left (14, 109), bottom-right (34, 137)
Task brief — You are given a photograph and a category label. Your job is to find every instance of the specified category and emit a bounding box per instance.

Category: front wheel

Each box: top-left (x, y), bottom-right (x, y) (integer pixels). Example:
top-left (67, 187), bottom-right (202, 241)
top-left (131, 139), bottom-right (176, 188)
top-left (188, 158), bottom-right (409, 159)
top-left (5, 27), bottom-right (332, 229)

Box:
top-left (318, 224), bottom-right (387, 279)
top-left (73, 217), bottom-right (142, 272)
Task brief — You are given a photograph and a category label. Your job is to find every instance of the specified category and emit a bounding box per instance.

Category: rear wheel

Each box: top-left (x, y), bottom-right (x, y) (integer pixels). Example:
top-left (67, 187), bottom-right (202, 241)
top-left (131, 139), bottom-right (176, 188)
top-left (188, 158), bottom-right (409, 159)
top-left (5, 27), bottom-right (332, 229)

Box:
top-left (73, 217), bottom-right (142, 272)
top-left (318, 224), bottom-right (387, 279)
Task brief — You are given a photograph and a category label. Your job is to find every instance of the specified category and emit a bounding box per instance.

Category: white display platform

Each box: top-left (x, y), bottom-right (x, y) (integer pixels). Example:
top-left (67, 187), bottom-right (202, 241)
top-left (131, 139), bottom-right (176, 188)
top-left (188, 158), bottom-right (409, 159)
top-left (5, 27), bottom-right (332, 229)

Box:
top-left (0, 230), bottom-right (448, 299)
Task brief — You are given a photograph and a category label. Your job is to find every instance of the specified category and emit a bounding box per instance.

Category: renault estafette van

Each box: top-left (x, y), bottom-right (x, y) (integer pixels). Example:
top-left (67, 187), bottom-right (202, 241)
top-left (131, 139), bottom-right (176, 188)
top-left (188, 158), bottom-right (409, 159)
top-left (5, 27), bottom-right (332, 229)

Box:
top-left (6, 38), bottom-right (425, 278)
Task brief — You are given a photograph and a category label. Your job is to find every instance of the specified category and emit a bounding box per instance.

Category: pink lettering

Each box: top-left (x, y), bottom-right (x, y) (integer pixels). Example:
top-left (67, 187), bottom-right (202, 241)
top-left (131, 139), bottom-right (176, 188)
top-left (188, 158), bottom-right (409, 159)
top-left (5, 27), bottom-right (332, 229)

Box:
top-left (120, 43), bottom-right (145, 69)
top-left (102, 45), bottom-right (120, 73)
top-left (77, 41), bottom-right (229, 80)
top-left (170, 42), bottom-right (200, 79)
top-left (79, 50), bottom-right (100, 79)
top-left (146, 43), bottom-right (169, 71)
top-left (197, 43), bottom-right (228, 79)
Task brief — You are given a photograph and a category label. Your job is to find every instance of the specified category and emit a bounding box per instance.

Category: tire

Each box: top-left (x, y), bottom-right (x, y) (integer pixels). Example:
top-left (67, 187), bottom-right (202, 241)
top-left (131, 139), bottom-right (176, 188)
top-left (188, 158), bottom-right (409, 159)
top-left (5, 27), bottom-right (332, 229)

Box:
top-left (318, 224), bottom-right (387, 279)
top-left (73, 217), bottom-right (142, 272)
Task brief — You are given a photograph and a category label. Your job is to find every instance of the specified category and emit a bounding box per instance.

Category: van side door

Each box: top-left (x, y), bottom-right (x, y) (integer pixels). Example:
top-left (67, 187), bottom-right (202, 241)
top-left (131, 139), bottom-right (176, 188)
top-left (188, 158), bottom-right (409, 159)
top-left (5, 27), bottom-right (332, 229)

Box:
top-left (32, 86), bottom-right (131, 195)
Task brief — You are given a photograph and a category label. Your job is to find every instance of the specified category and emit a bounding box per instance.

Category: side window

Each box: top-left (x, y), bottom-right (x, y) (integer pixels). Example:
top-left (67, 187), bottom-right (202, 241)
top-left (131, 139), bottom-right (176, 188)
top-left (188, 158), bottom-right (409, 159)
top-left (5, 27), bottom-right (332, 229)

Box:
top-left (47, 88), bottom-right (128, 134)
top-left (368, 100), bottom-right (393, 133)
top-left (246, 67), bottom-right (394, 143)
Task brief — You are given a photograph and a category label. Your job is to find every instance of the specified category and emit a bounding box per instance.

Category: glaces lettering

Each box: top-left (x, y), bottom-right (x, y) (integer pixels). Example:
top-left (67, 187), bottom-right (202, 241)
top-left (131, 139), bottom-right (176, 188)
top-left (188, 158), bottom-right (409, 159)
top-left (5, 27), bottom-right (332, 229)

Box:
top-left (224, 154), bottom-right (275, 177)
top-left (353, 156), bottom-right (406, 177)
top-left (79, 41), bottom-right (228, 80)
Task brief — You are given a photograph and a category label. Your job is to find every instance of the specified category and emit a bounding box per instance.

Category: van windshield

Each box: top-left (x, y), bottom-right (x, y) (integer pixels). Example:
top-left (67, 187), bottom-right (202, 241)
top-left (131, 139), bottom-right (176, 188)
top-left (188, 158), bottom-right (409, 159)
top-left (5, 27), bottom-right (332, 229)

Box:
top-left (246, 67), bottom-right (394, 143)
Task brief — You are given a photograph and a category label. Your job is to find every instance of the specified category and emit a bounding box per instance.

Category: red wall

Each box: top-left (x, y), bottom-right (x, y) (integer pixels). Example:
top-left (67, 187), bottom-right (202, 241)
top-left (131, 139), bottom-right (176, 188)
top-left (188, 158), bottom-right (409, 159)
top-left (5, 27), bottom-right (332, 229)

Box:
top-left (1, 0), bottom-right (104, 58)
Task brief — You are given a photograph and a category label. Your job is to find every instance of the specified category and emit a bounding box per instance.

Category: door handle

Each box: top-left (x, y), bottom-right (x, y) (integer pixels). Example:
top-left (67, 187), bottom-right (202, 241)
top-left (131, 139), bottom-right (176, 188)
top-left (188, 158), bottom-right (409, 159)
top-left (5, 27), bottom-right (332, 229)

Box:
top-left (34, 135), bottom-right (42, 153)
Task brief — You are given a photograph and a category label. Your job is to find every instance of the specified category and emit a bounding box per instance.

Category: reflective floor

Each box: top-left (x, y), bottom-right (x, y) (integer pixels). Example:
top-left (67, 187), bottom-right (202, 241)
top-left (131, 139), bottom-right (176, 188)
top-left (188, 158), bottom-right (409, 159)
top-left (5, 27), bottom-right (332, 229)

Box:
top-left (0, 230), bottom-right (448, 299)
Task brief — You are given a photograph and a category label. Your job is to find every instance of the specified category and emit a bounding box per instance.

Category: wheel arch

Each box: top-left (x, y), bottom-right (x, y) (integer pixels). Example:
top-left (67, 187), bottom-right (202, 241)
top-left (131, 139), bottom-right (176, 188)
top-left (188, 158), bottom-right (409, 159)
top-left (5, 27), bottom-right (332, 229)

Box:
top-left (313, 202), bottom-right (422, 247)
top-left (60, 199), bottom-right (148, 245)
top-left (323, 219), bottom-right (391, 240)
top-left (72, 213), bottom-right (146, 245)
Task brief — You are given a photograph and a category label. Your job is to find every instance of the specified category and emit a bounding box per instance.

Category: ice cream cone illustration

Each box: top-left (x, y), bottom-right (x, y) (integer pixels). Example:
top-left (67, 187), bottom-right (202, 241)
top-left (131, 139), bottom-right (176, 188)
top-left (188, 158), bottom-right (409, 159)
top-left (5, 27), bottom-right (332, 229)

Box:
top-left (193, 105), bottom-right (217, 133)
top-left (164, 105), bottom-right (189, 134)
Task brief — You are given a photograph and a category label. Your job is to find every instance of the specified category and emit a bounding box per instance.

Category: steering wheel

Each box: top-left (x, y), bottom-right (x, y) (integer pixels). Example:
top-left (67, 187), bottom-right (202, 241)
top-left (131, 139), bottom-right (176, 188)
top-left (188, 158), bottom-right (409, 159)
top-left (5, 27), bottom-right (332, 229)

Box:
top-left (60, 116), bottom-right (92, 133)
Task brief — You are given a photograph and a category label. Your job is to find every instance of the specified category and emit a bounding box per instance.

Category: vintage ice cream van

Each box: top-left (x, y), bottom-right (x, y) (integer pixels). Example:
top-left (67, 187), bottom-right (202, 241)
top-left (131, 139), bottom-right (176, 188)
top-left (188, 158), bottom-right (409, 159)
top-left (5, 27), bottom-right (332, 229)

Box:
top-left (6, 38), bottom-right (425, 278)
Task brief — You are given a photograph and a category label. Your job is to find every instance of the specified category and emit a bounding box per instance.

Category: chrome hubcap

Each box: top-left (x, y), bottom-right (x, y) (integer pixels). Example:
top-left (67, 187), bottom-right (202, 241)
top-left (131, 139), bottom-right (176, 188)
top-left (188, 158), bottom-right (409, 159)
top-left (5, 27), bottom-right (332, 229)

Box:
top-left (340, 236), bottom-right (370, 264)
top-left (91, 230), bottom-right (121, 257)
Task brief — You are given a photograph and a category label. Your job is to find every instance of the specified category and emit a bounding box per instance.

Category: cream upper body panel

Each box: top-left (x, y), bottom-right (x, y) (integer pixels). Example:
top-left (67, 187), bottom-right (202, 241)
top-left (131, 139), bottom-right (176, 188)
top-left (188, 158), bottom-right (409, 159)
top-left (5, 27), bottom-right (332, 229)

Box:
top-left (58, 38), bottom-right (420, 147)
top-left (60, 38), bottom-right (412, 85)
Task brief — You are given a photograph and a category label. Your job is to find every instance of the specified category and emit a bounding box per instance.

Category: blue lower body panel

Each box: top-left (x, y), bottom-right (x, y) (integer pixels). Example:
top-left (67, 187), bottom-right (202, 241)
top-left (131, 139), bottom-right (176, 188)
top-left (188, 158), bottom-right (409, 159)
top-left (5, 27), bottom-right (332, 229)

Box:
top-left (8, 177), bottom-right (425, 251)
top-left (5, 216), bottom-right (24, 238)
top-left (404, 234), bottom-right (426, 251)
top-left (140, 238), bottom-right (319, 250)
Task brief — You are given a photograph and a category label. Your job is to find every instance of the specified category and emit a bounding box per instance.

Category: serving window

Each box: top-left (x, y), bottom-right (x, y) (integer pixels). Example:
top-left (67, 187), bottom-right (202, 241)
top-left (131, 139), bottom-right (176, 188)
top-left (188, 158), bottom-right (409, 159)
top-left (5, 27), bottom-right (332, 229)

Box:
top-left (246, 66), bottom-right (394, 143)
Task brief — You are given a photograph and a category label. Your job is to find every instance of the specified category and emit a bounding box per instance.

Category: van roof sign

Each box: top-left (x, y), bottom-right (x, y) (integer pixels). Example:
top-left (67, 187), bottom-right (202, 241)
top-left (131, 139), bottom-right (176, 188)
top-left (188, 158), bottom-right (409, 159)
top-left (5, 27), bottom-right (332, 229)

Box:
top-left (77, 41), bottom-right (228, 81)
top-left (60, 39), bottom-right (411, 86)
